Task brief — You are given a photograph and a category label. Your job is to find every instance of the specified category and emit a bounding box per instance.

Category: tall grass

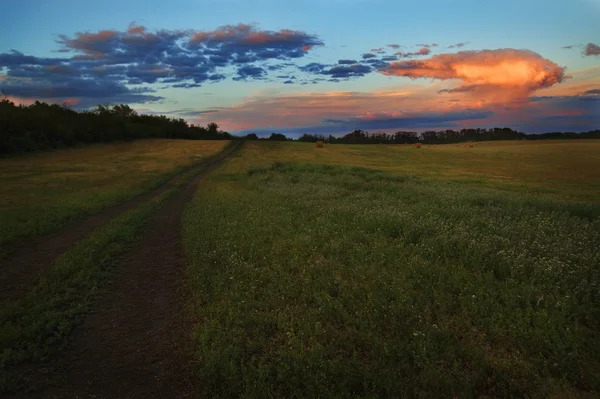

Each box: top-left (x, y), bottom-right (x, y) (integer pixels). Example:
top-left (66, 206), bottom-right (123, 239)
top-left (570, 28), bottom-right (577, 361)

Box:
top-left (183, 162), bottom-right (600, 398)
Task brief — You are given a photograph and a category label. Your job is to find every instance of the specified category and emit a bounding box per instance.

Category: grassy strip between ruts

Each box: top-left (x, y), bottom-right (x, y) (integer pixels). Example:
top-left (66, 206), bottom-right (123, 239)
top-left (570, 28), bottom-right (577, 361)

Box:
top-left (0, 168), bottom-right (198, 393)
top-left (183, 162), bottom-right (600, 398)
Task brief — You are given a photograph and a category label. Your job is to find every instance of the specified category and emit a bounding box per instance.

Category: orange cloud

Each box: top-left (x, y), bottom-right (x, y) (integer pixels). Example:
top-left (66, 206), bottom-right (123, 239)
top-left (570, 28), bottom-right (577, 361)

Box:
top-left (127, 23), bottom-right (146, 35)
top-left (382, 49), bottom-right (567, 101)
top-left (57, 30), bottom-right (118, 58)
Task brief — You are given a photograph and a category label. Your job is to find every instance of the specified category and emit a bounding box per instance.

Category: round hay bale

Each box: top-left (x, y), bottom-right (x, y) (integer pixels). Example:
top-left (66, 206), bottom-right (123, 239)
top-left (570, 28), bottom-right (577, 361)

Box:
top-left (316, 140), bottom-right (324, 148)
top-left (413, 143), bottom-right (422, 148)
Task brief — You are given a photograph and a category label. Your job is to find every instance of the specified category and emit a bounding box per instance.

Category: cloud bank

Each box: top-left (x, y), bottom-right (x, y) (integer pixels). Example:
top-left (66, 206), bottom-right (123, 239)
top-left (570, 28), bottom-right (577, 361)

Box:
top-left (0, 23), bottom-right (323, 106)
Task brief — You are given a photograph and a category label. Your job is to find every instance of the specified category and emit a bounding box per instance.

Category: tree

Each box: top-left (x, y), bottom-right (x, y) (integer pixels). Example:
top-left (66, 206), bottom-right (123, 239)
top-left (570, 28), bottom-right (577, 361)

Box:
top-left (268, 133), bottom-right (288, 141)
top-left (207, 122), bottom-right (219, 135)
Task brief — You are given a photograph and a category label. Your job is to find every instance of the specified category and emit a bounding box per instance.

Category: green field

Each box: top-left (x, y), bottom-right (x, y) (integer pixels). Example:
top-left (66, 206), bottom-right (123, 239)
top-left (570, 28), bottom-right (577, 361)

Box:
top-left (0, 139), bottom-right (227, 251)
top-left (1, 139), bottom-right (599, 397)
top-left (183, 140), bottom-right (600, 397)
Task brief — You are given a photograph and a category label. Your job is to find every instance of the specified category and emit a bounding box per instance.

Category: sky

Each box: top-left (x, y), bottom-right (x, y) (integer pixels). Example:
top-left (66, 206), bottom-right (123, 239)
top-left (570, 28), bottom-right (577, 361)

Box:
top-left (1, 0), bottom-right (599, 136)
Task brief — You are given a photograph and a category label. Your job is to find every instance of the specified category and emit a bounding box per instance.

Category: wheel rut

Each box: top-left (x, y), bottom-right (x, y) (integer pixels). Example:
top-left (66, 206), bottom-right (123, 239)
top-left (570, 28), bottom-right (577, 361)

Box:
top-left (0, 141), bottom-right (241, 301)
top-left (25, 140), bottom-right (242, 398)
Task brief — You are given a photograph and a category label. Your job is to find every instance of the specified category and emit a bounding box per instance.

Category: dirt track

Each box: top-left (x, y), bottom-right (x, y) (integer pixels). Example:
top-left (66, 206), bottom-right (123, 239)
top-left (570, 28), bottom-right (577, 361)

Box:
top-left (0, 142), bottom-right (242, 301)
top-left (17, 140), bottom-right (242, 398)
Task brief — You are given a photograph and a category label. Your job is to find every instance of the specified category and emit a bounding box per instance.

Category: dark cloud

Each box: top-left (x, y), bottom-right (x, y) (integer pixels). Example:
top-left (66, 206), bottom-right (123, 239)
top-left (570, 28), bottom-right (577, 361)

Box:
top-left (321, 64), bottom-right (371, 78)
top-left (171, 82), bottom-right (202, 88)
top-left (387, 44), bottom-right (400, 49)
top-left (584, 89), bottom-right (600, 95)
top-left (381, 56), bottom-right (398, 61)
top-left (370, 48), bottom-right (386, 54)
top-left (299, 63), bottom-right (329, 73)
top-left (283, 80), bottom-right (294, 84)
top-left (438, 85), bottom-right (477, 94)
top-left (321, 110), bottom-right (493, 130)
top-left (0, 22), bottom-right (324, 106)
top-left (447, 42), bottom-right (469, 49)
top-left (561, 45), bottom-right (576, 49)
top-left (0, 50), bottom-right (68, 67)
top-left (362, 53), bottom-right (377, 59)
top-left (395, 47), bottom-right (431, 58)
top-left (234, 65), bottom-right (267, 80)
top-left (416, 43), bottom-right (439, 48)
top-left (362, 59), bottom-right (390, 71)
top-left (338, 59), bottom-right (358, 64)
top-left (232, 110), bottom-right (494, 137)
top-left (584, 43), bottom-right (600, 56)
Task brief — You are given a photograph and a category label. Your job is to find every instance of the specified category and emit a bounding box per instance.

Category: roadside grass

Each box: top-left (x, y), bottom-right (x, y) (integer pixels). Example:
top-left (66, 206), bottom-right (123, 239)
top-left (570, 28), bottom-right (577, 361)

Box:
top-left (0, 139), bottom-right (227, 253)
top-left (183, 161), bottom-right (600, 398)
top-left (0, 153), bottom-right (217, 393)
top-left (221, 140), bottom-right (600, 202)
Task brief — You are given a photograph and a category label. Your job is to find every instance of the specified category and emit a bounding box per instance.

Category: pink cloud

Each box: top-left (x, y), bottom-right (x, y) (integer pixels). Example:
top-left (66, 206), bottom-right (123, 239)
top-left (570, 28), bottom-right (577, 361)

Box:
top-left (382, 49), bottom-right (567, 101)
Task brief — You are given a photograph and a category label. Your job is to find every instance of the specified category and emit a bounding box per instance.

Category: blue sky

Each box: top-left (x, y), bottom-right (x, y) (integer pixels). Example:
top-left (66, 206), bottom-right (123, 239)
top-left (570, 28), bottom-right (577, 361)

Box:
top-left (1, 0), bottom-right (599, 135)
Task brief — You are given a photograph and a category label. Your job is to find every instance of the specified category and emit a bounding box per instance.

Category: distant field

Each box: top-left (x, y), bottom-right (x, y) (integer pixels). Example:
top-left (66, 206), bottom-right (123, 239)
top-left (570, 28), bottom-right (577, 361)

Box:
top-left (0, 139), bottom-right (227, 250)
top-left (183, 140), bottom-right (600, 397)
top-left (225, 140), bottom-right (600, 202)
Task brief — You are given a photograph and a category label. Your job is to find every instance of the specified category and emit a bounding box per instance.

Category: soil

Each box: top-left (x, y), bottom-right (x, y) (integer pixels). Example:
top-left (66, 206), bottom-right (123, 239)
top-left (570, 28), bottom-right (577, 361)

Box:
top-left (21, 140), bottom-right (243, 398)
top-left (0, 142), bottom-right (241, 301)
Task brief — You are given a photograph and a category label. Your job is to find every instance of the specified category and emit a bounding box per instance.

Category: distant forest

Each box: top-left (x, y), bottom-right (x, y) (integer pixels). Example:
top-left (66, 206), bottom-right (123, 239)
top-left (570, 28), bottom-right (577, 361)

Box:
top-left (1, 99), bottom-right (598, 154)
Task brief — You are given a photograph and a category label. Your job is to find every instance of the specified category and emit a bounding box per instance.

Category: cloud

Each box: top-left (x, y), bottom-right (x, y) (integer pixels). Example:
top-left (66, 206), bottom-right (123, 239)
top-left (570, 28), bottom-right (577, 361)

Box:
top-left (447, 42), bottom-right (469, 49)
top-left (584, 89), bottom-right (600, 95)
top-left (561, 45), bottom-right (576, 49)
top-left (382, 49), bottom-right (567, 101)
top-left (0, 22), bottom-right (324, 106)
top-left (321, 64), bottom-right (372, 78)
top-left (387, 44), bottom-right (400, 49)
top-left (299, 62), bottom-right (329, 73)
top-left (583, 43), bottom-right (600, 56)
top-left (234, 65), bottom-right (267, 80)
top-left (189, 23), bottom-right (323, 56)
top-left (395, 47), bottom-right (431, 58)
top-left (362, 53), bottom-right (377, 59)
top-left (416, 43), bottom-right (439, 48)
top-left (370, 47), bottom-right (386, 54)
top-left (338, 59), bottom-right (358, 64)
top-left (320, 109), bottom-right (493, 130)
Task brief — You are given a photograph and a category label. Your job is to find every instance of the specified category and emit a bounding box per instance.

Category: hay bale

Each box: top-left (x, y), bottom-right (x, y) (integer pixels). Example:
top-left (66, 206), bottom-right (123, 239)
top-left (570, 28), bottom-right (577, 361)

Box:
top-left (413, 143), bottom-right (422, 148)
top-left (316, 140), bottom-right (324, 148)
top-left (468, 144), bottom-right (474, 148)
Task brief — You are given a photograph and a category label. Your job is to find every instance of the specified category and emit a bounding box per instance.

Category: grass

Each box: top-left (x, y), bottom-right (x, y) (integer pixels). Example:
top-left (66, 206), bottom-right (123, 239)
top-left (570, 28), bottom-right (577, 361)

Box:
top-left (0, 139), bottom-right (227, 252)
top-left (221, 140), bottom-right (600, 202)
top-left (182, 148), bottom-right (600, 397)
top-left (0, 150), bottom-right (223, 393)
top-left (0, 188), bottom-right (172, 392)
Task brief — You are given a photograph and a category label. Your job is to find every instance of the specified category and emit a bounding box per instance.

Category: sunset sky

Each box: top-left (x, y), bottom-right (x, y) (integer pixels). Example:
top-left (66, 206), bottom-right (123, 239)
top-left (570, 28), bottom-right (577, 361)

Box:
top-left (1, 0), bottom-right (599, 136)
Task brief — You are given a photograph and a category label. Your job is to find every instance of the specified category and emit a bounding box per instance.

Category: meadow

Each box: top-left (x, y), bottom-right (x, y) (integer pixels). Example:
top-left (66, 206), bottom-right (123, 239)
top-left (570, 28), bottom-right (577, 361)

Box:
top-left (0, 139), bottom-right (227, 252)
top-left (1, 139), bottom-right (599, 397)
top-left (182, 140), bottom-right (600, 397)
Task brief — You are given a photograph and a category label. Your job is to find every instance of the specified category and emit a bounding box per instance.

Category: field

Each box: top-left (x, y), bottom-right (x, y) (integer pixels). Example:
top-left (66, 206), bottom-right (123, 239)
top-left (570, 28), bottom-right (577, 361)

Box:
top-left (0, 139), bottom-right (227, 252)
top-left (1, 139), bottom-right (599, 397)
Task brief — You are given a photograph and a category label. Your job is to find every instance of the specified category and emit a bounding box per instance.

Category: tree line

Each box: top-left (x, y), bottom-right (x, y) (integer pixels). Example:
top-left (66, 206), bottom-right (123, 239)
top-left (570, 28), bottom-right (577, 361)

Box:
top-left (0, 99), bottom-right (236, 154)
top-left (297, 128), bottom-right (600, 144)
top-left (1, 99), bottom-right (598, 154)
